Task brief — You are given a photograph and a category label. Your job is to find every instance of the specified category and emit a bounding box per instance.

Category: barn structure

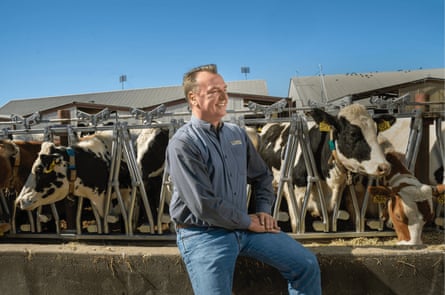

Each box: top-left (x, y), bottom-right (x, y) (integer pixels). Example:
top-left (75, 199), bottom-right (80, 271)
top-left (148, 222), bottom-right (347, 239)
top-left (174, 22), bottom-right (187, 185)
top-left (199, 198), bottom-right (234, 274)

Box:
top-left (0, 68), bottom-right (442, 128)
top-left (289, 68), bottom-right (444, 110)
top-left (0, 79), bottom-right (287, 130)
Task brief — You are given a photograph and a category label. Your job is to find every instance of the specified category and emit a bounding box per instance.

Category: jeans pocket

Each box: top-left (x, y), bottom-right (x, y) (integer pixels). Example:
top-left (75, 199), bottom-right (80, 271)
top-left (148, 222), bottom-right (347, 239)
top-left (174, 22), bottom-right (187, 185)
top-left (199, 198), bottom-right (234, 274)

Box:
top-left (177, 228), bottom-right (205, 253)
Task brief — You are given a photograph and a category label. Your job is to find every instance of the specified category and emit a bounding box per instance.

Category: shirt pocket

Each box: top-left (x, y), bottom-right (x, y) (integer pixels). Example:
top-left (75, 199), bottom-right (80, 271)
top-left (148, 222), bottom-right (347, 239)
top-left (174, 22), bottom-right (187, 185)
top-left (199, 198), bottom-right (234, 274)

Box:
top-left (229, 143), bottom-right (247, 176)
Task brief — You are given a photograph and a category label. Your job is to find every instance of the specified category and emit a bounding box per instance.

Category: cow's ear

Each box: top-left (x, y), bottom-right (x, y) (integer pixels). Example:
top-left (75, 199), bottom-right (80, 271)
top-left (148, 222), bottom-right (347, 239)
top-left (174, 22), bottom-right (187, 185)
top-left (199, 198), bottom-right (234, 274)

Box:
top-left (308, 108), bottom-right (339, 132)
top-left (373, 114), bottom-right (396, 133)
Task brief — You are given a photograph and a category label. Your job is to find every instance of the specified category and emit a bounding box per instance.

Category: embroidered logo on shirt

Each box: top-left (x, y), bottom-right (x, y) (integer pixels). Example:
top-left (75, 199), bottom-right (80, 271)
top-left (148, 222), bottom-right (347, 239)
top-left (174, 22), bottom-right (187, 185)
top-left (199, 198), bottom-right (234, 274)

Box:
top-left (231, 139), bottom-right (242, 145)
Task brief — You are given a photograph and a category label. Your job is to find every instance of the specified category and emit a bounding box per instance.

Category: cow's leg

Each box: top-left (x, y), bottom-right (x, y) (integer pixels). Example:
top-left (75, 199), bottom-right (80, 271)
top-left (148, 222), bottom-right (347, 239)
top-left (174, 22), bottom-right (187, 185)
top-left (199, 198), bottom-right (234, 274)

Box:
top-left (272, 167), bottom-right (295, 232)
top-left (330, 184), bottom-right (347, 232)
top-left (326, 167), bottom-right (348, 232)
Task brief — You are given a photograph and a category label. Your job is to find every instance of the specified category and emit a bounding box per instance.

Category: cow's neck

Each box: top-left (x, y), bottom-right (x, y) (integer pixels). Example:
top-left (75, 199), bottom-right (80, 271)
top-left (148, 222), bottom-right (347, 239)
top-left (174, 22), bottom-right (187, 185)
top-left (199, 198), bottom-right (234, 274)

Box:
top-left (8, 141), bottom-right (21, 192)
top-left (328, 130), bottom-right (351, 183)
top-left (384, 152), bottom-right (412, 185)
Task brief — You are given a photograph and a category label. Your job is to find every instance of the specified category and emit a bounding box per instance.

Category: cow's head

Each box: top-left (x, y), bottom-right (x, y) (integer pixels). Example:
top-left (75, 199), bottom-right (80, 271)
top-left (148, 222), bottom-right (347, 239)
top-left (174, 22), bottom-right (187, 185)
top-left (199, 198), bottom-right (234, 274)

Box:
top-left (16, 142), bottom-right (70, 210)
top-left (310, 104), bottom-right (394, 176)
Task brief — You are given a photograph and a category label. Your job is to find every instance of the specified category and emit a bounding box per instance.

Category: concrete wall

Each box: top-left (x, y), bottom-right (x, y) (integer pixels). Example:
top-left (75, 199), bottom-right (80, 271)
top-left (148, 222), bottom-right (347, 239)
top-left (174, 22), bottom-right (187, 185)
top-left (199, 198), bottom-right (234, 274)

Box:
top-left (0, 243), bottom-right (443, 295)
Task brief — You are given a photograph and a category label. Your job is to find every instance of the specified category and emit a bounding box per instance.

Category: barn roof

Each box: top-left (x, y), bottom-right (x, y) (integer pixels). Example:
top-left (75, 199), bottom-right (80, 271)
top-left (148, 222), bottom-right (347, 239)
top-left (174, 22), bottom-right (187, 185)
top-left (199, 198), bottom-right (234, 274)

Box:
top-left (289, 68), bottom-right (445, 105)
top-left (0, 80), bottom-right (269, 116)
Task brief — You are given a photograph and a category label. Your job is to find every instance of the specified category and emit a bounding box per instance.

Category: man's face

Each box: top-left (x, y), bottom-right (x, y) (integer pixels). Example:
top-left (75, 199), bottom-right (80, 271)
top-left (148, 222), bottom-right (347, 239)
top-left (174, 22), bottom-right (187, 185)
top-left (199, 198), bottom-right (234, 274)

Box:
top-left (189, 71), bottom-right (228, 126)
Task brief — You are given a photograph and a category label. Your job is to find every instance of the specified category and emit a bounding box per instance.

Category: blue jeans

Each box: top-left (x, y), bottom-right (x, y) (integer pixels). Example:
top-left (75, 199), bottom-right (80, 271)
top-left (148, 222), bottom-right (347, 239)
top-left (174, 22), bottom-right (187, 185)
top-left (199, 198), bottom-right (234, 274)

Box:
top-left (176, 227), bottom-right (321, 295)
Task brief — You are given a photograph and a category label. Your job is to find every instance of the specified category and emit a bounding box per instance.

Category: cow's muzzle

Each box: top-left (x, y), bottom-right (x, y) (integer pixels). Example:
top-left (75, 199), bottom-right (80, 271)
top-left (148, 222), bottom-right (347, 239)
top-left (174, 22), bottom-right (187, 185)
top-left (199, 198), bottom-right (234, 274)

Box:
top-left (376, 162), bottom-right (391, 176)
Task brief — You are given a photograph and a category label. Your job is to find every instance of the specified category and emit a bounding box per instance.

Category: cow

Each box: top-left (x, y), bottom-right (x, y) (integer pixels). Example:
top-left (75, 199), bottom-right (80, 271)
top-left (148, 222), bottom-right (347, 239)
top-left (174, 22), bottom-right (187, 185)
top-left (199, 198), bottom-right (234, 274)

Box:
top-left (367, 151), bottom-right (436, 245)
top-left (135, 126), bottom-right (170, 231)
top-left (258, 103), bottom-right (395, 232)
top-left (0, 140), bottom-right (42, 193)
top-left (378, 117), bottom-right (445, 228)
top-left (15, 132), bottom-right (133, 232)
top-left (0, 139), bottom-right (43, 233)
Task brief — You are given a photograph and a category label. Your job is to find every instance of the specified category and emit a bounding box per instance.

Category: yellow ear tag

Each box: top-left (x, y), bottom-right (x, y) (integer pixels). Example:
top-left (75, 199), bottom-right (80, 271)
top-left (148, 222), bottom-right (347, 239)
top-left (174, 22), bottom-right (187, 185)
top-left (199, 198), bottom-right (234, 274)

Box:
top-left (378, 120), bottom-right (391, 132)
top-left (372, 194), bottom-right (388, 204)
top-left (319, 121), bottom-right (331, 132)
top-left (43, 160), bottom-right (56, 174)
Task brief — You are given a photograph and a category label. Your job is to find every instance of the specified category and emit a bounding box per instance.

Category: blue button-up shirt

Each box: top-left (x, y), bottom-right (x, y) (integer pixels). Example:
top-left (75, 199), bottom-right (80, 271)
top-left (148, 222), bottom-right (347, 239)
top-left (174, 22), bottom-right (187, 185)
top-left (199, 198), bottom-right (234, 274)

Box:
top-left (166, 116), bottom-right (275, 230)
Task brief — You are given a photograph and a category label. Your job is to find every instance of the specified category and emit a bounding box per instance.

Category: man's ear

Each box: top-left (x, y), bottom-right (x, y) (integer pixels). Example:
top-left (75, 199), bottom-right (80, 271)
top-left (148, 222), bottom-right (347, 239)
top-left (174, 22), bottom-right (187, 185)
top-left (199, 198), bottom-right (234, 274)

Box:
top-left (189, 92), bottom-right (198, 105)
top-left (187, 91), bottom-right (193, 103)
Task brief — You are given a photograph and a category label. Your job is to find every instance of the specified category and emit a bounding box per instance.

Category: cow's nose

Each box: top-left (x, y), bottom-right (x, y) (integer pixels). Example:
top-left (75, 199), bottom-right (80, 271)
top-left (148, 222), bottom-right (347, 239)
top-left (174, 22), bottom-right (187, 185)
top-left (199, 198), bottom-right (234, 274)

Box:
top-left (377, 162), bottom-right (391, 176)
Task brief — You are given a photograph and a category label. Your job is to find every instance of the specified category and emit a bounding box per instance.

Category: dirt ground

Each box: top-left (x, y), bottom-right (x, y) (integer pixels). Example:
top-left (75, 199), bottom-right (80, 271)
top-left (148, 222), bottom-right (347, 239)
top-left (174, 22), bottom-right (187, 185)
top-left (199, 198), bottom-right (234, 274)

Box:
top-left (301, 227), bottom-right (445, 252)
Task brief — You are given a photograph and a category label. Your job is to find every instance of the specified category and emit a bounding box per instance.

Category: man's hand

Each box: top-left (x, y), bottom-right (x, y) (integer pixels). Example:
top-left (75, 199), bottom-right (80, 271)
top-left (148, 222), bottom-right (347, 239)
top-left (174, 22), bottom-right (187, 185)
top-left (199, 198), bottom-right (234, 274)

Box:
top-left (247, 212), bottom-right (281, 233)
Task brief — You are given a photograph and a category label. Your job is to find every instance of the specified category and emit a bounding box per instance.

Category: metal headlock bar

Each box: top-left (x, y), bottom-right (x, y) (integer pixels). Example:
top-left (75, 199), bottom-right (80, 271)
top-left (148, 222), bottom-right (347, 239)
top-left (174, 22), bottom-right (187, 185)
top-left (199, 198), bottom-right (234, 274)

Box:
top-left (434, 115), bottom-right (445, 224)
top-left (404, 109), bottom-right (423, 173)
top-left (272, 113), bottom-right (330, 234)
top-left (156, 119), bottom-right (184, 234)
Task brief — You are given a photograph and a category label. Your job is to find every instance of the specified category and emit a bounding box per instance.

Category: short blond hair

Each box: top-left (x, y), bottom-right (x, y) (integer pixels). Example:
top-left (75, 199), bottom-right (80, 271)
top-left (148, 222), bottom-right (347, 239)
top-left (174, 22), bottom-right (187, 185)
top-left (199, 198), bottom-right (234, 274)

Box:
top-left (182, 64), bottom-right (218, 100)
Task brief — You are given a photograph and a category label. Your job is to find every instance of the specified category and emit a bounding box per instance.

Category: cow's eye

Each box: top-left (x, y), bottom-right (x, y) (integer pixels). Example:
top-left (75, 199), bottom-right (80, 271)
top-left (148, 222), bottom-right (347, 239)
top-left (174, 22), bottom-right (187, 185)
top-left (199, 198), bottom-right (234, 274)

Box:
top-left (35, 165), bottom-right (43, 174)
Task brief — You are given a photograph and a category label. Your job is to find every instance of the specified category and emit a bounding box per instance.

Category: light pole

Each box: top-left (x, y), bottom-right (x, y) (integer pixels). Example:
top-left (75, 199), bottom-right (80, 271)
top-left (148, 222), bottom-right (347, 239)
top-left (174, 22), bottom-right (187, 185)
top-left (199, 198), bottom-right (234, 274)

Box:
top-left (119, 74), bottom-right (127, 90)
top-left (241, 66), bottom-right (250, 80)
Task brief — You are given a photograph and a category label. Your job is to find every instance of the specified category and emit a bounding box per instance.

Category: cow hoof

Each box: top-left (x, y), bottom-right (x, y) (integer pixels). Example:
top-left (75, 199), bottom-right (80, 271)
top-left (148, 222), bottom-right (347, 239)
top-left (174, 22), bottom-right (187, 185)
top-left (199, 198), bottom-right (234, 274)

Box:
top-left (277, 211), bottom-right (289, 222)
top-left (366, 220), bottom-right (382, 230)
top-left (435, 217), bottom-right (444, 227)
top-left (337, 210), bottom-right (350, 220)
top-left (160, 213), bottom-right (172, 223)
top-left (137, 224), bottom-right (152, 233)
top-left (312, 220), bottom-right (326, 232)
top-left (20, 224), bottom-right (32, 232)
top-left (106, 215), bottom-right (120, 223)
top-left (87, 225), bottom-right (98, 233)
top-left (38, 214), bottom-right (51, 223)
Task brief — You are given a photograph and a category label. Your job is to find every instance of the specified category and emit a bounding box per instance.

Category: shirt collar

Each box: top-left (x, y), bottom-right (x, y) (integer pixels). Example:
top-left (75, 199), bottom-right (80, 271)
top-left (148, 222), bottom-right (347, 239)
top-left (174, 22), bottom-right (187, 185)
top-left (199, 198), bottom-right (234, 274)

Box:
top-left (191, 116), bottom-right (224, 133)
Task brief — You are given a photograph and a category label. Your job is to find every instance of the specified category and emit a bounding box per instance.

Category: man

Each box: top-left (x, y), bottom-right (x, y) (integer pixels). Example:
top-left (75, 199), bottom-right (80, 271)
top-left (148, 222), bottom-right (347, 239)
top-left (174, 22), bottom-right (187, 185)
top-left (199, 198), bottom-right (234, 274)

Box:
top-left (166, 64), bottom-right (321, 295)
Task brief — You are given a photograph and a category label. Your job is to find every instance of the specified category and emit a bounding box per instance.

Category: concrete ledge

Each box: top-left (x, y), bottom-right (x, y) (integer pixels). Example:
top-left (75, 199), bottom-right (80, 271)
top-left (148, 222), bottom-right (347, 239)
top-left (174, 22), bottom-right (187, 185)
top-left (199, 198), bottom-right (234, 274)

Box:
top-left (0, 243), bottom-right (443, 295)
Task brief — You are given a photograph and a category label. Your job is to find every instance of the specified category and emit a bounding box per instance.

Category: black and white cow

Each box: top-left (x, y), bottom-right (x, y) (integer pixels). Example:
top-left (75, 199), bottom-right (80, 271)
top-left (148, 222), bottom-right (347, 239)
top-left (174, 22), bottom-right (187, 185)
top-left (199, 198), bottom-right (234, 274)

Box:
top-left (135, 127), bottom-right (170, 229)
top-left (16, 132), bottom-right (132, 225)
top-left (258, 103), bottom-right (395, 232)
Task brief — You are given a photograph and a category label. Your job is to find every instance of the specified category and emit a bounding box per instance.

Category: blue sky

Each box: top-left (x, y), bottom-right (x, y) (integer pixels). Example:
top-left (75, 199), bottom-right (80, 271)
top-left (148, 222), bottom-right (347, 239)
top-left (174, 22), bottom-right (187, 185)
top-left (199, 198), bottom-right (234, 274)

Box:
top-left (0, 0), bottom-right (443, 108)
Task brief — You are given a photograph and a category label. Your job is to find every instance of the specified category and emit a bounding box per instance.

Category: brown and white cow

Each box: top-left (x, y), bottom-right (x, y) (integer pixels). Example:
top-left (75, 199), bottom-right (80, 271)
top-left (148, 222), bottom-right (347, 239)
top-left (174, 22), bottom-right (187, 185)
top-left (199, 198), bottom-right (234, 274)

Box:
top-left (367, 152), bottom-right (436, 245)
top-left (0, 140), bottom-right (42, 193)
top-left (258, 104), bottom-right (395, 232)
top-left (0, 139), bottom-right (43, 233)
top-left (377, 118), bottom-right (445, 228)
